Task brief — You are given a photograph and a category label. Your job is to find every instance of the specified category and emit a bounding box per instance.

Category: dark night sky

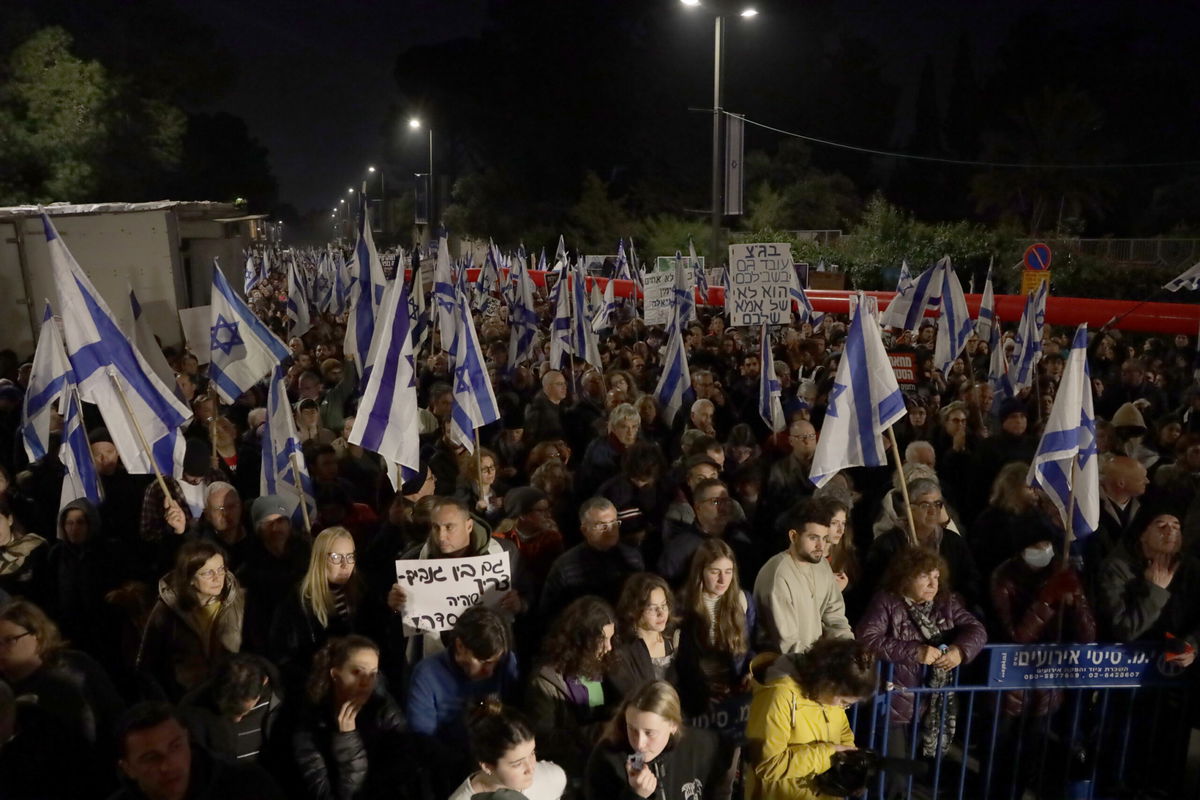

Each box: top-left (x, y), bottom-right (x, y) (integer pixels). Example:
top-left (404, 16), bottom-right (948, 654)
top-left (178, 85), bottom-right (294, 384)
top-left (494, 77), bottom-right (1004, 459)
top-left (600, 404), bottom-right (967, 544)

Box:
top-left (173, 0), bottom-right (1199, 214)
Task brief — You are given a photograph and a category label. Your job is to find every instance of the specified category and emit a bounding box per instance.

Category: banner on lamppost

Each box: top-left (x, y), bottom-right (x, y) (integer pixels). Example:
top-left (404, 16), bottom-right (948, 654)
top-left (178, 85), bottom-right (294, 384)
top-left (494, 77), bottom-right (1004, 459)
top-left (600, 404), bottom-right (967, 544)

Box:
top-left (724, 113), bottom-right (745, 216)
top-left (414, 173), bottom-right (430, 226)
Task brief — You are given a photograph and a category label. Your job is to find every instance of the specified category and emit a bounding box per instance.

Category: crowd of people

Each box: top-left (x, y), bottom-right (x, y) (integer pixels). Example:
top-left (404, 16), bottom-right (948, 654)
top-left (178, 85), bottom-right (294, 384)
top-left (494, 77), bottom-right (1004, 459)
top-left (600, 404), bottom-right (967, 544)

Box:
top-left (0, 256), bottom-right (1197, 800)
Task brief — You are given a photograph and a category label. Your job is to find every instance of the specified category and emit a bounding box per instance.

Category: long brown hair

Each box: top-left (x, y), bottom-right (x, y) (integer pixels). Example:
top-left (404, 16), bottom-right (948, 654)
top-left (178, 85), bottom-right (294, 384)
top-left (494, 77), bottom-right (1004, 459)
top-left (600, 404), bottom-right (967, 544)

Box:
top-left (682, 540), bottom-right (747, 657)
top-left (0, 600), bottom-right (66, 664)
top-left (306, 634), bottom-right (378, 705)
top-left (615, 573), bottom-right (675, 641)
top-left (170, 539), bottom-right (230, 613)
top-left (539, 596), bottom-right (615, 680)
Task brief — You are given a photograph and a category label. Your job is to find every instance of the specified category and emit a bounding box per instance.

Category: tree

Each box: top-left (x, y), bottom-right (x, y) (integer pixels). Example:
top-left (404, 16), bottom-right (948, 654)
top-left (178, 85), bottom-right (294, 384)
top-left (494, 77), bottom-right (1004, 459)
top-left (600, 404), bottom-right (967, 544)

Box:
top-left (566, 172), bottom-right (630, 253)
top-left (741, 140), bottom-right (861, 232)
top-left (0, 27), bottom-right (112, 203)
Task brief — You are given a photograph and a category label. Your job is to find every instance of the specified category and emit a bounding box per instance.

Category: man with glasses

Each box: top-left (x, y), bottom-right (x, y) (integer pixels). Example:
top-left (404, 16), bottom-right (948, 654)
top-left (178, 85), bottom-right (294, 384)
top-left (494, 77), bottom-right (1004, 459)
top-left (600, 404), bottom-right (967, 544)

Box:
top-left (539, 497), bottom-right (644, 618)
top-left (196, 483), bottom-right (251, 570)
top-left (765, 419), bottom-right (820, 524)
top-left (658, 479), bottom-right (758, 588)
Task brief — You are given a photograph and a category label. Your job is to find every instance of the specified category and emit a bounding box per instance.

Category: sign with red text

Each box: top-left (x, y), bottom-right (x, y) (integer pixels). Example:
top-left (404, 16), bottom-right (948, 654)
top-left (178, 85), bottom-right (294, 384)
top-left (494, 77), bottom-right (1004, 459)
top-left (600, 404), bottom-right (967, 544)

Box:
top-left (887, 351), bottom-right (917, 385)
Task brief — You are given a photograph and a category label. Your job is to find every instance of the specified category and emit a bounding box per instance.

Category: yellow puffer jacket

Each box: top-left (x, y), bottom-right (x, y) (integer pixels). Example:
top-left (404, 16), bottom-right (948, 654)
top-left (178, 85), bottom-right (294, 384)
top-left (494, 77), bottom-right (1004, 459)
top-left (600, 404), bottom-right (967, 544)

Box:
top-left (743, 652), bottom-right (854, 800)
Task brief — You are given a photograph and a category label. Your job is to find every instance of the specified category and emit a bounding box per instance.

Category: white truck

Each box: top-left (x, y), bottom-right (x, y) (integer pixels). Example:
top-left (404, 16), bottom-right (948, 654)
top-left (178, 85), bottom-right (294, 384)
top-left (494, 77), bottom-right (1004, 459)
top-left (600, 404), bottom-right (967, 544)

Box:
top-left (0, 201), bottom-right (266, 358)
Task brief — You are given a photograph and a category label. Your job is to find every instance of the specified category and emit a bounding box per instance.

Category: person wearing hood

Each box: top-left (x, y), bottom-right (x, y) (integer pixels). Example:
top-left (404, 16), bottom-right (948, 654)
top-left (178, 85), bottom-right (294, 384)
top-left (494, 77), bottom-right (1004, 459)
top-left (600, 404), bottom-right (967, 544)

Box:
top-left (137, 539), bottom-right (245, 701)
top-left (1111, 401), bottom-right (1162, 471)
top-left (973, 398), bottom-right (1036, 486)
top-left (386, 497), bottom-right (526, 665)
top-left (584, 680), bottom-right (730, 800)
top-left (46, 498), bottom-right (130, 661)
top-left (743, 639), bottom-right (878, 800)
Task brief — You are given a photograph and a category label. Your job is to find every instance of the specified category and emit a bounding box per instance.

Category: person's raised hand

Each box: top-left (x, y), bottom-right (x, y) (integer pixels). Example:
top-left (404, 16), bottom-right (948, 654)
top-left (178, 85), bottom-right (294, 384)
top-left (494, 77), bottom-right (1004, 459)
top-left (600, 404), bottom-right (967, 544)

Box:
top-left (164, 497), bottom-right (186, 535)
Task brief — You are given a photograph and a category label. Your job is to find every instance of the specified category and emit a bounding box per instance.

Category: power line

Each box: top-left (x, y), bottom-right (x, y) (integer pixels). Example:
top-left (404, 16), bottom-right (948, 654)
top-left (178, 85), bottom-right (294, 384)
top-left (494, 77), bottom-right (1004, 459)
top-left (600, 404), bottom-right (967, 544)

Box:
top-left (730, 111), bottom-right (1200, 170)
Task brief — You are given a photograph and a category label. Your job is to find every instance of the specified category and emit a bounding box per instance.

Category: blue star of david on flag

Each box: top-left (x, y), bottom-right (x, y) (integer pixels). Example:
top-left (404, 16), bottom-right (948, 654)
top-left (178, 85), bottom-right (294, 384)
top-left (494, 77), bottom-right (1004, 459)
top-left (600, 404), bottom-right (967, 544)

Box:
top-left (210, 314), bottom-right (245, 357)
top-left (826, 382), bottom-right (847, 418)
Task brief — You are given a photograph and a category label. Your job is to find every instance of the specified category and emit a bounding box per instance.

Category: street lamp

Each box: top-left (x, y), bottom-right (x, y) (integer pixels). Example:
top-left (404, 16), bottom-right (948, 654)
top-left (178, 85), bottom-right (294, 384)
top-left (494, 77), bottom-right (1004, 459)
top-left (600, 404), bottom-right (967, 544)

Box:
top-left (681, 0), bottom-right (757, 269)
top-left (408, 117), bottom-right (435, 229)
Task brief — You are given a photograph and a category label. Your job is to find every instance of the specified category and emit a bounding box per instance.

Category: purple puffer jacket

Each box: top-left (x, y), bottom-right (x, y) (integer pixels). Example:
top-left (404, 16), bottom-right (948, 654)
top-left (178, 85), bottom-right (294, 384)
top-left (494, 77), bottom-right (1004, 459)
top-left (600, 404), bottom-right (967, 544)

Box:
top-left (855, 590), bottom-right (988, 724)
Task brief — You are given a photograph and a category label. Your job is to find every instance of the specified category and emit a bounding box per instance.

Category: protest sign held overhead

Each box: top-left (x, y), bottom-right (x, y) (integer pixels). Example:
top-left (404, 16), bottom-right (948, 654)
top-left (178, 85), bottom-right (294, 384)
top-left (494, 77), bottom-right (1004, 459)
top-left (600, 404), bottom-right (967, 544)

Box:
top-left (725, 242), bottom-right (793, 327)
top-left (395, 553), bottom-right (512, 634)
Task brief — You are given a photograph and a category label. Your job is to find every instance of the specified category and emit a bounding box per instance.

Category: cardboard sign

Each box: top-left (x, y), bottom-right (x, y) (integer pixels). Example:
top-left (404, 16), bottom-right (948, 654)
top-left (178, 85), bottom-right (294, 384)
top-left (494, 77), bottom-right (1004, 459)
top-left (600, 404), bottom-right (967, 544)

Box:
top-left (887, 351), bottom-right (917, 385)
top-left (726, 243), bottom-right (794, 327)
top-left (644, 260), bottom-right (677, 327)
top-left (988, 643), bottom-right (1188, 689)
top-left (395, 554), bottom-right (511, 634)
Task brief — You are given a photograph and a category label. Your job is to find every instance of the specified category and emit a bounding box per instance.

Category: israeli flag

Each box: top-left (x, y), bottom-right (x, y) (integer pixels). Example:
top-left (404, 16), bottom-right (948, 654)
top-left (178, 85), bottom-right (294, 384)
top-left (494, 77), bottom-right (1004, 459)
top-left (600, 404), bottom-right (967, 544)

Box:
top-left (407, 263), bottom-right (431, 354)
top-left (44, 213), bottom-right (190, 477)
top-left (286, 254), bottom-right (312, 338)
top-left (572, 262), bottom-right (603, 369)
top-left (1010, 280), bottom-right (1048, 392)
top-left (314, 252), bottom-right (334, 313)
top-left (332, 249), bottom-right (349, 317)
top-left (975, 260), bottom-right (996, 343)
top-left (615, 239), bottom-right (631, 282)
top-left (988, 320), bottom-right (1014, 404)
top-left (549, 265), bottom-right (573, 370)
top-left (933, 257), bottom-right (974, 376)
top-left (1165, 261), bottom-right (1200, 292)
top-left (654, 303), bottom-right (691, 426)
top-left (508, 251), bottom-right (539, 369)
top-left (880, 260), bottom-right (941, 332)
top-left (810, 294), bottom-right (907, 488)
top-left (432, 235), bottom-right (457, 347)
top-left (261, 363), bottom-right (315, 523)
top-left (22, 303), bottom-right (71, 462)
top-left (58, 377), bottom-right (103, 510)
top-left (127, 286), bottom-right (176, 391)
top-left (449, 292), bottom-right (501, 453)
top-left (547, 236), bottom-right (567, 309)
top-left (758, 324), bottom-right (785, 432)
top-left (673, 252), bottom-right (695, 331)
top-left (343, 196), bottom-right (387, 369)
top-left (536, 247), bottom-right (547, 272)
top-left (210, 263), bottom-right (289, 404)
top-left (1028, 324), bottom-right (1100, 539)
top-left (628, 238), bottom-right (643, 290)
top-left (244, 254), bottom-right (260, 295)
top-left (348, 277), bottom-right (420, 490)
top-left (689, 237), bottom-right (709, 305)
top-left (592, 277), bottom-right (618, 333)
top-left (787, 263), bottom-right (824, 328)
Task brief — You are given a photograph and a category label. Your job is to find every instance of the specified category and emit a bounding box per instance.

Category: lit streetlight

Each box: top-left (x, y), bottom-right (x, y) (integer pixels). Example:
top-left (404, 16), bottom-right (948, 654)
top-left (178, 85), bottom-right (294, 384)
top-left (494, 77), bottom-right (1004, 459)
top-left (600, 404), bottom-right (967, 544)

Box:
top-left (681, 0), bottom-right (757, 268)
top-left (408, 117), bottom-right (435, 228)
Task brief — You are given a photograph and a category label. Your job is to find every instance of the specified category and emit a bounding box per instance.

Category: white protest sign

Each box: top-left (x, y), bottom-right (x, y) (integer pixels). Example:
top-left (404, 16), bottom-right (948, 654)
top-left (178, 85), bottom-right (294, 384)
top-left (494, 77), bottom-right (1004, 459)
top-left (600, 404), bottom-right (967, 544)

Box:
top-left (395, 553), bottom-right (511, 634)
top-left (179, 305), bottom-right (214, 364)
top-left (644, 258), bottom-right (678, 326)
top-left (726, 243), bottom-right (793, 327)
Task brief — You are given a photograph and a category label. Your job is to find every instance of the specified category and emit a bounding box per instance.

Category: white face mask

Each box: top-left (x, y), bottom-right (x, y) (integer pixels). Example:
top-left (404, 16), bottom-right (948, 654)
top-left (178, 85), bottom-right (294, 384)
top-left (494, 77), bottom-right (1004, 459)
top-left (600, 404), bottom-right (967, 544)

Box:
top-left (1022, 546), bottom-right (1054, 570)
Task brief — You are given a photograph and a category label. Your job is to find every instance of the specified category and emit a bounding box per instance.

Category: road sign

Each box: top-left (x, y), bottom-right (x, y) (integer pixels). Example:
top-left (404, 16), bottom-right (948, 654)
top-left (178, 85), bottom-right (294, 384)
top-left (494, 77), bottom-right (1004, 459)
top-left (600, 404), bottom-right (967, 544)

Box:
top-left (1024, 242), bottom-right (1052, 271)
top-left (1021, 270), bottom-right (1051, 296)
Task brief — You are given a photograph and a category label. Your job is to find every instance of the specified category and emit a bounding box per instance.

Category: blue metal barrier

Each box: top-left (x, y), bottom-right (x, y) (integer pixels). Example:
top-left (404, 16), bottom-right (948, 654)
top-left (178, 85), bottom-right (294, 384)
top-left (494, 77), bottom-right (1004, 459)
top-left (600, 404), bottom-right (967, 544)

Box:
top-left (849, 643), bottom-right (1194, 800)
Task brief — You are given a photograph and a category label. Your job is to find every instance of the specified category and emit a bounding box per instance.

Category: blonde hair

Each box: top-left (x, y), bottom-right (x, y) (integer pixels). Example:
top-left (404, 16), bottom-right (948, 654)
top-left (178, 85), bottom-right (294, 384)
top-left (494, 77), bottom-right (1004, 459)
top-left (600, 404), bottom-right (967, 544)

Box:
top-left (300, 527), bottom-right (359, 628)
top-left (603, 680), bottom-right (684, 747)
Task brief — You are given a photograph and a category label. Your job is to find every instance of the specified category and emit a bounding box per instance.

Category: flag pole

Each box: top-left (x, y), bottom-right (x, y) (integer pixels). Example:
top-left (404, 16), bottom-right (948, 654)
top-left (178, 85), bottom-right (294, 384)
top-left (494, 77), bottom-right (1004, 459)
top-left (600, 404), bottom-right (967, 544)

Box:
top-left (289, 452), bottom-right (312, 535)
top-left (886, 426), bottom-right (919, 547)
top-left (107, 369), bottom-right (172, 499)
top-left (474, 427), bottom-right (483, 493)
top-left (209, 383), bottom-right (219, 468)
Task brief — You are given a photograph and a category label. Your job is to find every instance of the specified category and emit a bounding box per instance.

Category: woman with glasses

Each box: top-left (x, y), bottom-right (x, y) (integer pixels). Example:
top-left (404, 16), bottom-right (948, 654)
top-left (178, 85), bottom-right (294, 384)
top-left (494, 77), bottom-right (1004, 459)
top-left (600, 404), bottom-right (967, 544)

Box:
top-left (0, 599), bottom-right (124, 748)
top-left (609, 573), bottom-right (679, 700)
top-left (454, 447), bottom-right (507, 525)
top-left (269, 527), bottom-right (369, 693)
top-left (865, 478), bottom-right (982, 610)
top-left (138, 539), bottom-right (244, 701)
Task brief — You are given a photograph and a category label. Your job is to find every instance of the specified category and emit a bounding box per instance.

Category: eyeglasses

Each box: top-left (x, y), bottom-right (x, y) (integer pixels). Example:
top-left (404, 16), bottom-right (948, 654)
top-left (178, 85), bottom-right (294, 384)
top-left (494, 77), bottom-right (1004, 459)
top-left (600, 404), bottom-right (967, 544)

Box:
top-left (789, 434), bottom-right (817, 442)
top-left (196, 566), bottom-right (227, 580)
top-left (327, 553), bottom-right (357, 566)
top-left (913, 500), bottom-right (945, 511)
top-left (590, 519), bottom-right (621, 530)
top-left (0, 631), bottom-right (31, 648)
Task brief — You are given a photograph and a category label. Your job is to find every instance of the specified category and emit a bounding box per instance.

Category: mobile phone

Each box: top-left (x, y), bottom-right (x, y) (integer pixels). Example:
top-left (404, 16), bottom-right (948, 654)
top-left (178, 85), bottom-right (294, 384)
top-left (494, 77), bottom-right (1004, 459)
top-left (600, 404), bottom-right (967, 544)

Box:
top-left (627, 752), bottom-right (645, 772)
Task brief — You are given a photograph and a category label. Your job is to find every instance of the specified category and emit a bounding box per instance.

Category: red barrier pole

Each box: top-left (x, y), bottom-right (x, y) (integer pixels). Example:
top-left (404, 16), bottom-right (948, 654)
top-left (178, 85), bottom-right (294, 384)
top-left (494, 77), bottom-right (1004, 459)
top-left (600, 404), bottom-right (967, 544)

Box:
top-left (457, 268), bottom-right (1200, 335)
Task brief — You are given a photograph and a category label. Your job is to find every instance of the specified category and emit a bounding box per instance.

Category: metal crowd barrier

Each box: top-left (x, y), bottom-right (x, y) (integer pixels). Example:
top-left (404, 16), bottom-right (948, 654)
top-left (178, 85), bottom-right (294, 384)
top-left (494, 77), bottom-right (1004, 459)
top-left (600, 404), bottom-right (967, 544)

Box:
top-left (846, 643), bottom-right (1195, 800)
